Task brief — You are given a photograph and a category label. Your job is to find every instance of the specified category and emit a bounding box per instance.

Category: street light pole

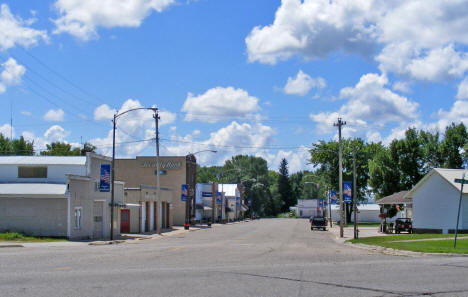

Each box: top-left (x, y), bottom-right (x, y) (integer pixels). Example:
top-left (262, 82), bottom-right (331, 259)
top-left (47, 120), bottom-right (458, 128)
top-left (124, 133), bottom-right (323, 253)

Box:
top-left (110, 107), bottom-right (158, 240)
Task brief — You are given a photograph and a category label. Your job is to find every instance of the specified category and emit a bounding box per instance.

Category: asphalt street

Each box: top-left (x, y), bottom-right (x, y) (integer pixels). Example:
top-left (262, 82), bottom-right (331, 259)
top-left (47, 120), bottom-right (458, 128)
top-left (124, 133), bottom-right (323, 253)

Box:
top-left (1, 218), bottom-right (468, 297)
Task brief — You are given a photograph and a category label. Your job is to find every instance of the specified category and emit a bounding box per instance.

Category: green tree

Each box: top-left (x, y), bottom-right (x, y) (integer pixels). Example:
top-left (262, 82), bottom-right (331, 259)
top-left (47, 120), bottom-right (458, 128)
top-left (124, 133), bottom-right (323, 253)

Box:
top-left (441, 122), bottom-right (468, 168)
top-left (81, 142), bottom-right (97, 155)
top-left (278, 158), bottom-right (293, 212)
top-left (11, 136), bottom-right (34, 155)
top-left (40, 142), bottom-right (81, 156)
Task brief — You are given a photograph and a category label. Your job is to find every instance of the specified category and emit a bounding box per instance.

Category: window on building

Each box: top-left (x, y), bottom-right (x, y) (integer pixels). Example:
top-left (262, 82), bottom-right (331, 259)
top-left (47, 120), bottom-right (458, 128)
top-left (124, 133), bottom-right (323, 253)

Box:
top-left (18, 166), bottom-right (47, 178)
top-left (74, 207), bottom-right (82, 230)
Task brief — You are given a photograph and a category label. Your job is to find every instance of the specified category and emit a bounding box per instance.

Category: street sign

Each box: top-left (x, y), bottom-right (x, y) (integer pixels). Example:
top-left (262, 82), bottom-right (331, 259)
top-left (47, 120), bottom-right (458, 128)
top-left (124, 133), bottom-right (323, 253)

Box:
top-left (343, 182), bottom-right (352, 203)
top-left (455, 178), bottom-right (468, 184)
top-left (99, 164), bottom-right (111, 192)
top-left (181, 184), bottom-right (188, 201)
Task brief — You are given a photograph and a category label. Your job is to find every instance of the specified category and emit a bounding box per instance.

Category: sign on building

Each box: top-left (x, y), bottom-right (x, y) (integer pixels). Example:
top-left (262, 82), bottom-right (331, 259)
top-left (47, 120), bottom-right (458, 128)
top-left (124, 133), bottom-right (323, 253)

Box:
top-left (99, 164), bottom-right (111, 192)
top-left (181, 184), bottom-right (188, 201)
top-left (343, 182), bottom-right (352, 203)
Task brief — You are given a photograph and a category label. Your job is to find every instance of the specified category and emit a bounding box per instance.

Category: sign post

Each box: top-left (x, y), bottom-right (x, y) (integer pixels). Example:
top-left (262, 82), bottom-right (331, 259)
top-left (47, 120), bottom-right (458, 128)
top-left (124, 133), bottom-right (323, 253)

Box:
top-left (454, 173), bottom-right (467, 248)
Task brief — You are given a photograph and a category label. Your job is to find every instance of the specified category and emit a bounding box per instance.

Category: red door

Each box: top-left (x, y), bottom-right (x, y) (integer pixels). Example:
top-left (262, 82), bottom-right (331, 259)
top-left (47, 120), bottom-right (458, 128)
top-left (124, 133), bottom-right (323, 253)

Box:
top-left (121, 209), bottom-right (130, 233)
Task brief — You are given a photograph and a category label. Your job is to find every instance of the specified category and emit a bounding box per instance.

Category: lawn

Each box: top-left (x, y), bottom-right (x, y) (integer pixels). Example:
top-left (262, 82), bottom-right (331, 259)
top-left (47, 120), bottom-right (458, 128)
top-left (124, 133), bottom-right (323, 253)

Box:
top-left (0, 232), bottom-right (66, 242)
top-left (349, 234), bottom-right (468, 254)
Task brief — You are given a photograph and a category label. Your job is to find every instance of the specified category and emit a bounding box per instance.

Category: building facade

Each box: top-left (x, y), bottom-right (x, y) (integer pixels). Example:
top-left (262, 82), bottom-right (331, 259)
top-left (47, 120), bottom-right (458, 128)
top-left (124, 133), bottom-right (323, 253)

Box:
top-left (0, 153), bottom-right (123, 240)
top-left (115, 155), bottom-right (197, 232)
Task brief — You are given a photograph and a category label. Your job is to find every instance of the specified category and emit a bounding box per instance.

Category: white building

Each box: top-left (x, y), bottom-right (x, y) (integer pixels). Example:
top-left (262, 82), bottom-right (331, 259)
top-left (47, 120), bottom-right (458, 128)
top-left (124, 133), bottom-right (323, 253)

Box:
top-left (329, 204), bottom-right (380, 222)
top-left (296, 199), bottom-right (325, 218)
top-left (406, 168), bottom-right (468, 234)
top-left (0, 154), bottom-right (124, 239)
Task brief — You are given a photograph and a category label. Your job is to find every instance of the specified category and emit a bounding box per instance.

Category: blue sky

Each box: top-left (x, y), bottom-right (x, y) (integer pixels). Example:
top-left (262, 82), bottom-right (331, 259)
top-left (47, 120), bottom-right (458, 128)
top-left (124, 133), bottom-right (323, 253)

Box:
top-left (1, 0), bottom-right (467, 172)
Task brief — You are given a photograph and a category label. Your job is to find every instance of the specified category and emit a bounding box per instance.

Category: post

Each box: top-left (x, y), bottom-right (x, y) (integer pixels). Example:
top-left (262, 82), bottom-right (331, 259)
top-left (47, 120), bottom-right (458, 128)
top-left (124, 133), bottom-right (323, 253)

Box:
top-left (154, 110), bottom-right (161, 234)
top-left (334, 118), bottom-right (346, 238)
top-left (328, 187), bottom-right (332, 228)
top-left (454, 173), bottom-right (466, 248)
top-left (210, 182), bottom-right (216, 226)
top-left (185, 155), bottom-right (191, 230)
top-left (221, 183), bottom-right (225, 223)
top-left (110, 114), bottom-right (116, 240)
top-left (353, 149), bottom-right (358, 239)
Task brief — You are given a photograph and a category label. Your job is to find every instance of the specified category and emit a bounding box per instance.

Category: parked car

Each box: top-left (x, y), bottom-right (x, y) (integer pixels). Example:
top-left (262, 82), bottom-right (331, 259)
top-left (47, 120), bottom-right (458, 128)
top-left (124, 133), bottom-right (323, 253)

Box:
top-left (394, 218), bottom-right (412, 234)
top-left (310, 216), bottom-right (328, 231)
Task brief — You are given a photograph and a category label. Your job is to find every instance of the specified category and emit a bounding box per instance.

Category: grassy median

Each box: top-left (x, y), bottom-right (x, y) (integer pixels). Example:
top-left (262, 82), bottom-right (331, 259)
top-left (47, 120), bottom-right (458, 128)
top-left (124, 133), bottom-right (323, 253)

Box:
top-left (349, 234), bottom-right (468, 254)
top-left (0, 232), bottom-right (66, 242)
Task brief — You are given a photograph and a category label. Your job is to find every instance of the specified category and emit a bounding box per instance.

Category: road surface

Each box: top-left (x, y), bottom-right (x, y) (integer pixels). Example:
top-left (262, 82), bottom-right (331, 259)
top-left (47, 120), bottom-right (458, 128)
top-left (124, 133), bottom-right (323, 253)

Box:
top-left (1, 218), bottom-right (468, 297)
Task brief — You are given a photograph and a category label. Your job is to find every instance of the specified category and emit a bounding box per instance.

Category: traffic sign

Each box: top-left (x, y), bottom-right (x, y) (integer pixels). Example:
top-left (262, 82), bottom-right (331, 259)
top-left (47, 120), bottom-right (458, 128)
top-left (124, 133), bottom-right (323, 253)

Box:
top-left (454, 178), bottom-right (468, 184)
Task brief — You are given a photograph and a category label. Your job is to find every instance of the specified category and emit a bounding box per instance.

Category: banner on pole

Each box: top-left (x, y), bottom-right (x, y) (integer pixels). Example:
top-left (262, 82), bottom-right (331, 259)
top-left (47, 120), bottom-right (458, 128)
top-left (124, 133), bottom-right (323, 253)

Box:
top-left (330, 190), bottom-right (337, 204)
top-left (343, 182), bottom-right (352, 203)
top-left (99, 164), bottom-right (111, 192)
top-left (181, 184), bottom-right (188, 201)
top-left (216, 192), bottom-right (222, 205)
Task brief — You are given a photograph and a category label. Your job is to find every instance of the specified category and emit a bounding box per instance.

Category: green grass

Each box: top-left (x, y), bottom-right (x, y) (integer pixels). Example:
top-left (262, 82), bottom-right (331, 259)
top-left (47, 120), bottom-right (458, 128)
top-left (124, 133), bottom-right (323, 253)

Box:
top-left (349, 234), bottom-right (468, 254)
top-left (0, 232), bottom-right (66, 242)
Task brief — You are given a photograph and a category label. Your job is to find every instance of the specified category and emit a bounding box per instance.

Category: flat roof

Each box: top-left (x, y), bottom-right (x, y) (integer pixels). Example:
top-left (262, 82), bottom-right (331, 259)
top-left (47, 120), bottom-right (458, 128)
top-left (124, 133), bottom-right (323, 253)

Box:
top-left (0, 156), bottom-right (86, 166)
top-left (0, 183), bottom-right (67, 198)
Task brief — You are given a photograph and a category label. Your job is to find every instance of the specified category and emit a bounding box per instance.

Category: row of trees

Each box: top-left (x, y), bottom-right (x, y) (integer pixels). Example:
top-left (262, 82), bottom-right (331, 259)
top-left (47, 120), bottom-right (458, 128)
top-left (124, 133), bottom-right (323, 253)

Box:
top-left (0, 133), bottom-right (96, 156)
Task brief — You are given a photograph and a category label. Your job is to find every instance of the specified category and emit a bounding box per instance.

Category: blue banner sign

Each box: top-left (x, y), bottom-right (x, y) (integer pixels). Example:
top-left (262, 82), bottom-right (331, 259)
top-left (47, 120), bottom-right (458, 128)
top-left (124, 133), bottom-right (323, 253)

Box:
top-left (99, 164), bottom-right (111, 192)
top-left (247, 198), bottom-right (252, 206)
top-left (216, 192), bottom-right (222, 205)
top-left (181, 184), bottom-right (188, 201)
top-left (202, 192), bottom-right (212, 197)
top-left (236, 197), bottom-right (240, 206)
top-left (343, 182), bottom-right (352, 203)
top-left (330, 190), bottom-right (337, 204)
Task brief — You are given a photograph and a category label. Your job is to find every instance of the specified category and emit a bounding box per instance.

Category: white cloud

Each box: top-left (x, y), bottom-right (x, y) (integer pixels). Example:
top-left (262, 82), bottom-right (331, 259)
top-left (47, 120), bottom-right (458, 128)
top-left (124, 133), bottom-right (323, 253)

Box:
top-left (43, 109), bottom-right (65, 122)
top-left (91, 99), bottom-right (176, 157)
top-left (0, 123), bottom-right (13, 138)
top-left (52, 0), bottom-right (175, 40)
top-left (44, 125), bottom-right (69, 142)
top-left (181, 87), bottom-right (260, 123)
top-left (21, 111), bottom-right (32, 116)
top-left (163, 121), bottom-right (275, 165)
top-left (283, 70), bottom-right (326, 96)
top-left (0, 4), bottom-right (48, 50)
top-left (429, 100), bottom-right (468, 133)
top-left (310, 73), bottom-right (419, 138)
top-left (456, 77), bottom-right (468, 100)
top-left (94, 104), bottom-right (116, 121)
top-left (263, 147), bottom-right (312, 173)
top-left (0, 58), bottom-right (26, 94)
top-left (392, 81), bottom-right (411, 93)
top-left (22, 125), bottom-right (71, 152)
top-left (246, 1), bottom-right (468, 82)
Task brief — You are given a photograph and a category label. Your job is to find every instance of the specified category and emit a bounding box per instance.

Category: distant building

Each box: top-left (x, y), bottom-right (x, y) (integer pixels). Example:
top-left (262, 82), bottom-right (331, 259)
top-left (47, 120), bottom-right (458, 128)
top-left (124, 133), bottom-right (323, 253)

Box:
top-left (406, 168), bottom-right (468, 234)
top-left (0, 154), bottom-right (124, 240)
top-left (329, 204), bottom-right (380, 223)
top-left (296, 199), bottom-right (326, 218)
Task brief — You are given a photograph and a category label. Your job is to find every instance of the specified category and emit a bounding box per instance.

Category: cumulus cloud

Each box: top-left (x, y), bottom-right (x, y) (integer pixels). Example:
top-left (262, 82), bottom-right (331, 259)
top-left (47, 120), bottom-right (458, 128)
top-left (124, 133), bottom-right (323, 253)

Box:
top-left (263, 147), bottom-right (312, 173)
top-left (310, 73), bottom-right (419, 137)
top-left (283, 70), bottom-right (326, 96)
top-left (0, 123), bottom-right (13, 138)
top-left (43, 109), bottom-right (65, 122)
top-left (163, 121), bottom-right (275, 165)
top-left (0, 58), bottom-right (26, 94)
top-left (91, 99), bottom-right (176, 157)
top-left (0, 4), bottom-right (48, 50)
top-left (246, 0), bottom-right (468, 82)
top-left (456, 77), bottom-right (468, 100)
top-left (181, 87), bottom-right (260, 123)
top-left (429, 100), bottom-right (468, 133)
top-left (94, 104), bottom-right (116, 121)
top-left (44, 125), bottom-right (69, 142)
top-left (52, 0), bottom-right (175, 40)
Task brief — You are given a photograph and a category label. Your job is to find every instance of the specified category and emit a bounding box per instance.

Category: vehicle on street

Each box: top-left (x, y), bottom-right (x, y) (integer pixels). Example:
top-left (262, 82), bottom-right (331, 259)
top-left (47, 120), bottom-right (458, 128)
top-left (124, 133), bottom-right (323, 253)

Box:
top-left (394, 218), bottom-right (412, 234)
top-left (310, 216), bottom-right (328, 231)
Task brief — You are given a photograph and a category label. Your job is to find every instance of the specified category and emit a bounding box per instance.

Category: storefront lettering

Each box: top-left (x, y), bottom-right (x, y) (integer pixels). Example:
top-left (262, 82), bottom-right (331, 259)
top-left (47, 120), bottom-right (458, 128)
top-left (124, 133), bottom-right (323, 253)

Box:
top-left (140, 160), bottom-right (182, 169)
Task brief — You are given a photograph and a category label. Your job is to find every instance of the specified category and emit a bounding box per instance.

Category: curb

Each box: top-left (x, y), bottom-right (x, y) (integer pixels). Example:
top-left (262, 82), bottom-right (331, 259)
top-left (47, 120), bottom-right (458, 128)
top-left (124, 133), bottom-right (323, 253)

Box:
top-left (88, 240), bottom-right (125, 246)
top-left (0, 244), bottom-right (23, 248)
top-left (344, 241), bottom-right (468, 258)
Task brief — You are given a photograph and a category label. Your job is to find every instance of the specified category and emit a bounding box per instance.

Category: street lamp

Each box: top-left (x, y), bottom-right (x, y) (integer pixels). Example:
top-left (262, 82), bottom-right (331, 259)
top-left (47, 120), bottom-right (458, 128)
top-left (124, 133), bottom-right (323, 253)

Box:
top-left (111, 107), bottom-right (158, 240)
top-left (184, 150), bottom-right (217, 230)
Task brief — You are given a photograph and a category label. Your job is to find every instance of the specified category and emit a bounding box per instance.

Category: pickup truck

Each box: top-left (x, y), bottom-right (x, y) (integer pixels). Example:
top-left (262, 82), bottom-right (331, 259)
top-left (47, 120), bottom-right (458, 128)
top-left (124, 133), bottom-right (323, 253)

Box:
top-left (310, 216), bottom-right (328, 231)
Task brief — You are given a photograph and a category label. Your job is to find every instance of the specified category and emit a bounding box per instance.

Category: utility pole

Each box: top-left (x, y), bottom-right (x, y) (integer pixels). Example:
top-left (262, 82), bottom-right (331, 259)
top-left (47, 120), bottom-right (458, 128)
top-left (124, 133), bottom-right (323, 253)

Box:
top-left (353, 148), bottom-right (358, 239)
top-left (110, 115), bottom-right (116, 240)
top-left (334, 118), bottom-right (346, 238)
top-left (210, 182), bottom-right (216, 226)
top-left (328, 187), bottom-right (332, 228)
top-left (154, 110), bottom-right (161, 234)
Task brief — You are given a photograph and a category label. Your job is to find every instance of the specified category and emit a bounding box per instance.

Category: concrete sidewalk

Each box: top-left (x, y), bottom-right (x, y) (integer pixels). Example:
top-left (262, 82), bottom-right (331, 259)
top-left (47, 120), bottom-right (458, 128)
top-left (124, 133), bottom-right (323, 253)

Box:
top-left (328, 224), bottom-right (389, 244)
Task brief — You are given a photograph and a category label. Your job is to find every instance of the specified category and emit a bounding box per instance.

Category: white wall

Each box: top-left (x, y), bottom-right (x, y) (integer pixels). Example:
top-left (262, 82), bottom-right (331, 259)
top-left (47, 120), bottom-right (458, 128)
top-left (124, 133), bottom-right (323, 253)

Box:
top-left (413, 173), bottom-right (462, 233)
top-left (0, 164), bottom-right (86, 183)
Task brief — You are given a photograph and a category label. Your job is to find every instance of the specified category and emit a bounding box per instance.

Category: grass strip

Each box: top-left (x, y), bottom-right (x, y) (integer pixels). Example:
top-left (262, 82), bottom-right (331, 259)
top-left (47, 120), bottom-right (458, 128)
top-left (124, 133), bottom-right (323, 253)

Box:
top-left (0, 232), bottom-right (65, 242)
top-left (349, 234), bottom-right (468, 254)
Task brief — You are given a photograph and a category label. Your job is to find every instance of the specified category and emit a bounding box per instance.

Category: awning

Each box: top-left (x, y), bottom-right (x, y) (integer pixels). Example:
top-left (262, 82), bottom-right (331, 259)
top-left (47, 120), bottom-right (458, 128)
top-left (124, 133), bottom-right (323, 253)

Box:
top-left (376, 191), bottom-right (411, 205)
top-left (203, 206), bottom-right (213, 211)
top-left (0, 183), bottom-right (67, 198)
top-left (123, 203), bottom-right (141, 209)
